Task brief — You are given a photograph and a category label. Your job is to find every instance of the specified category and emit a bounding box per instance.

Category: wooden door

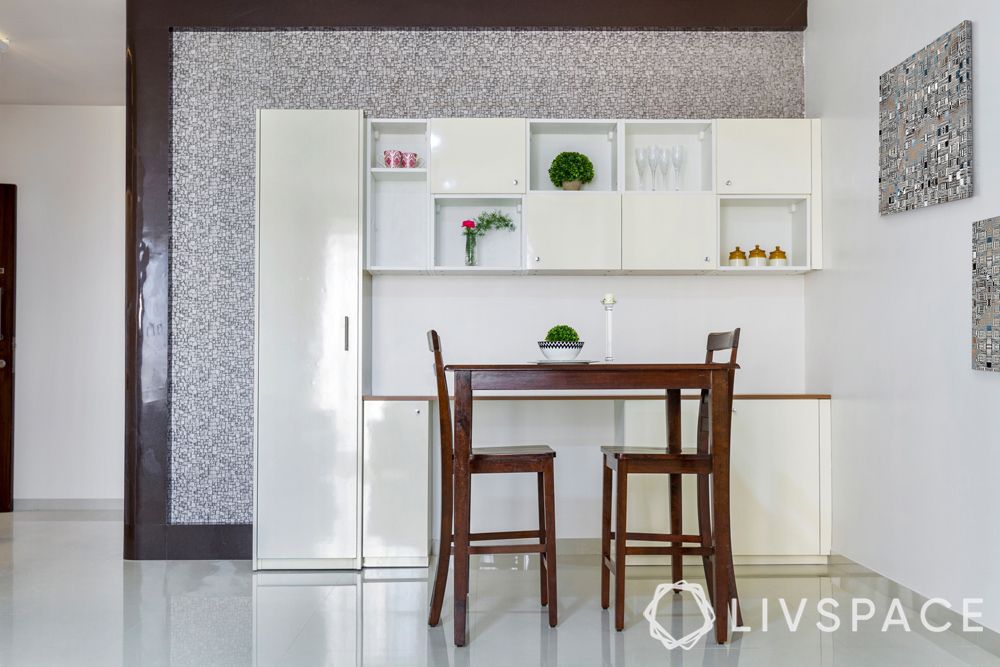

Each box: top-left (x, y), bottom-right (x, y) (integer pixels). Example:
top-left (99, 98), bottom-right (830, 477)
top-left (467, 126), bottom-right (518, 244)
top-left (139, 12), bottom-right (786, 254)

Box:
top-left (0, 185), bottom-right (15, 512)
top-left (523, 193), bottom-right (622, 271)
top-left (429, 118), bottom-right (526, 194)
top-left (716, 119), bottom-right (812, 194)
top-left (622, 193), bottom-right (717, 271)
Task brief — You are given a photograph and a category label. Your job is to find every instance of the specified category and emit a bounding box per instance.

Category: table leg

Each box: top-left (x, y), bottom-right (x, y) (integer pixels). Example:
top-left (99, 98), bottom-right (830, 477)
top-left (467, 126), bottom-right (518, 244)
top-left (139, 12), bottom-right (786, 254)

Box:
top-left (667, 389), bottom-right (682, 585)
top-left (710, 371), bottom-right (732, 644)
top-left (453, 371), bottom-right (473, 647)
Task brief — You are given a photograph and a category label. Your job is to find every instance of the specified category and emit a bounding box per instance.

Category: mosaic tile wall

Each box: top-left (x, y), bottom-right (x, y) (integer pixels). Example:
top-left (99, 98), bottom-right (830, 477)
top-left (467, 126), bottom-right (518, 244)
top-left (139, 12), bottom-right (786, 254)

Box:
top-left (973, 217), bottom-right (1000, 372)
top-left (169, 29), bottom-right (804, 524)
top-left (878, 21), bottom-right (973, 215)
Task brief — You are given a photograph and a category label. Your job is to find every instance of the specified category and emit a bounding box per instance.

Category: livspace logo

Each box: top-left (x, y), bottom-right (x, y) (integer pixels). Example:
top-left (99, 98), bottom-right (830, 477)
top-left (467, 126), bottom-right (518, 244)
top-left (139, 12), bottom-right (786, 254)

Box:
top-left (644, 582), bottom-right (985, 651)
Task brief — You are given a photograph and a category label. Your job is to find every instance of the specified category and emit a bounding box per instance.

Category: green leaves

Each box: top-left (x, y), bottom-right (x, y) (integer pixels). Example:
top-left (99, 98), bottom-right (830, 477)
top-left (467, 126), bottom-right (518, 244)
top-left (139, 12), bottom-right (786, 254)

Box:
top-left (548, 151), bottom-right (595, 188)
top-left (544, 324), bottom-right (580, 342)
top-left (463, 210), bottom-right (515, 237)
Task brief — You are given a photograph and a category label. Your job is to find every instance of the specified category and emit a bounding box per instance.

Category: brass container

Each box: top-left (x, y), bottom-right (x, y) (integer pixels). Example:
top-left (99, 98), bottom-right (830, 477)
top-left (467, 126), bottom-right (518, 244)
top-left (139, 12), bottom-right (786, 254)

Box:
top-left (728, 246), bottom-right (748, 267)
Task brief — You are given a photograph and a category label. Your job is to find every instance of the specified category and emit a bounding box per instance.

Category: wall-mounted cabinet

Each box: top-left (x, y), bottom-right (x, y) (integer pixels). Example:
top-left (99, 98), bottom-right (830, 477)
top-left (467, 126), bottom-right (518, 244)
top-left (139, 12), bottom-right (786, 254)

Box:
top-left (716, 119), bottom-right (813, 195)
top-left (366, 117), bottom-right (823, 275)
top-left (524, 193), bottom-right (622, 272)
top-left (429, 118), bottom-right (526, 194)
top-left (622, 193), bottom-right (717, 272)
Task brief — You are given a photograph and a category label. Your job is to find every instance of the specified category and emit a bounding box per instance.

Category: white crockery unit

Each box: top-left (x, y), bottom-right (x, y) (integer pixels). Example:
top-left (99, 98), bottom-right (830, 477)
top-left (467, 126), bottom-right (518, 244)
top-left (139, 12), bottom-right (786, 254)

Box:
top-left (367, 117), bottom-right (823, 275)
top-left (255, 110), bottom-right (830, 571)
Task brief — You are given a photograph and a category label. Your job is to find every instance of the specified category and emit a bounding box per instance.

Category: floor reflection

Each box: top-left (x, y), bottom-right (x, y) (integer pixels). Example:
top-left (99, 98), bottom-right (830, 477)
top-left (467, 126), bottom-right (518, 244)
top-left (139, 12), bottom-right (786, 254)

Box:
top-left (1, 512), bottom-right (999, 666)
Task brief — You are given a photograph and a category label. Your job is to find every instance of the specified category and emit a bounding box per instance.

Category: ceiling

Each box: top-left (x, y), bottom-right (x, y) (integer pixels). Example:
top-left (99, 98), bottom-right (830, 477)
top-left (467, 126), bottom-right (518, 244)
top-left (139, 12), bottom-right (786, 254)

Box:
top-left (0, 0), bottom-right (124, 105)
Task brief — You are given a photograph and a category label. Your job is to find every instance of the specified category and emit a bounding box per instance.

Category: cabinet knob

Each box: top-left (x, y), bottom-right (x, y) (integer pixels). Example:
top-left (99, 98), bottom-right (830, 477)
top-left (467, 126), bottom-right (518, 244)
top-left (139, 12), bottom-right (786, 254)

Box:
top-left (513, 178), bottom-right (519, 185)
top-left (415, 408), bottom-right (421, 414)
top-left (725, 179), bottom-right (733, 186)
top-left (704, 256), bottom-right (710, 262)
top-left (0, 360), bottom-right (5, 369)
top-left (535, 256), bottom-right (541, 262)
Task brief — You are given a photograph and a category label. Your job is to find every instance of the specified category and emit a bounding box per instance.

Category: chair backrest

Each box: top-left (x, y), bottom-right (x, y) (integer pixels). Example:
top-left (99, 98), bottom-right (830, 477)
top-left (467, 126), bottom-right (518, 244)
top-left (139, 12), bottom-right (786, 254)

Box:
top-left (427, 330), bottom-right (455, 473)
top-left (697, 328), bottom-right (741, 452)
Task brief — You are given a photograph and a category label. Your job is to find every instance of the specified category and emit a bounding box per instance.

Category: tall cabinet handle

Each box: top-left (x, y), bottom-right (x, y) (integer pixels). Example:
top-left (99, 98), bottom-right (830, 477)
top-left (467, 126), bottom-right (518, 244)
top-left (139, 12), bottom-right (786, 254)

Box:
top-left (344, 315), bottom-right (350, 351)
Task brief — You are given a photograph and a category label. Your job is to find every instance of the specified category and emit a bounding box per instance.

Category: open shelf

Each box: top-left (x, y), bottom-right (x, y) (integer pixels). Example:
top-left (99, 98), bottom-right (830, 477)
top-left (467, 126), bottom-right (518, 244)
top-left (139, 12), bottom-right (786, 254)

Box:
top-left (369, 119), bottom-right (427, 169)
top-left (528, 120), bottom-right (619, 192)
top-left (432, 196), bottom-right (523, 270)
top-left (371, 167), bottom-right (426, 181)
top-left (623, 120), bottom-right (714, 193)
top-left (719, 196), bottom-right (810, 269)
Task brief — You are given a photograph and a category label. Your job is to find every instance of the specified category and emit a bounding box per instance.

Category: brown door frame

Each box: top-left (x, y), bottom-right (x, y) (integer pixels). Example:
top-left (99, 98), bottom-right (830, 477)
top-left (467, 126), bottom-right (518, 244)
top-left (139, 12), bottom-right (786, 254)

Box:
top-left (124, 0), bottom-right (807, 559)
top-left (0, 184), bottom-right (15, 513)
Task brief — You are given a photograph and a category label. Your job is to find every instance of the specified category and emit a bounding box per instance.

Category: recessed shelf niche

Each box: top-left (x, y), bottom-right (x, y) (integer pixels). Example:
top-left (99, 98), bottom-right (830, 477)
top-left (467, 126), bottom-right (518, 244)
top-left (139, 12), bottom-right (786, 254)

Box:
top-left (433, 196), bottom-right (523, 270)
top-left (718, 196), bottom-right (810, 270)
top-left (623, 121), bottom-right (714, 192)
top-left (367, 120), bottom-right (430, 269)
top-left (528, 120), bottom-right (619, 192)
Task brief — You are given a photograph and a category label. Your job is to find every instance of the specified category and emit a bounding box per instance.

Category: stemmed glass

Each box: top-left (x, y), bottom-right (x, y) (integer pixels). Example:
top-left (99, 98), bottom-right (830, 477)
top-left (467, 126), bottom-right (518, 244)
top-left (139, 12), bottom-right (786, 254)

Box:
top-left (671, 145), bottom-right (686, 191)
top-left (634, 147), bottom-right (649, 191)
top-left (649, 146), bottom-right (664, 191)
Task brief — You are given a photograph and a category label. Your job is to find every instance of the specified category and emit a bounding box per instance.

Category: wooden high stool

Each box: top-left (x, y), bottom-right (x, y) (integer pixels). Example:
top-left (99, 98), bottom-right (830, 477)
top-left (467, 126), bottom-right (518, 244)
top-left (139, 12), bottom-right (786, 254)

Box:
top-left (425, 330), bottom-right (558, 646)
top-left (600, 329), bottom-right (742, 643)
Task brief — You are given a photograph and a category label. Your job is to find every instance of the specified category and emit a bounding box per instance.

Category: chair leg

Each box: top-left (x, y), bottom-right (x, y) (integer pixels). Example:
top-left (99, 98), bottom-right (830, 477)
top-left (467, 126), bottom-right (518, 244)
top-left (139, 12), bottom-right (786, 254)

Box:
top-left (711, 470), bottom-right (732, 644)
top-left (537, 471), bottom-right (548, 607)
top-left (600, 461), bottom-right (612, 610)
top-left (697, 474), bottom-right (714, 605)
top-left (542, 459), bottom-right (558, 627)
top-left (614, 463), bottom-right (628, 631)
top-left (428, 475), bottom-right (454, 627)
top-left (453, 472), bottom-right (472, 647)
top-left (670, 471), bottom-right (683, 585)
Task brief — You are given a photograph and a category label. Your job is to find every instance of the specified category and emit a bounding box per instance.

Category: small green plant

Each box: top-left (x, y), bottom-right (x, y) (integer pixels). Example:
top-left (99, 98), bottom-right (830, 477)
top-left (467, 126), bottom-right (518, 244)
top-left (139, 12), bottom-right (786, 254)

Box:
top-left (548, 152), bottom-right (595, 188)
top-left (544, 324), bottom-right (580, 343)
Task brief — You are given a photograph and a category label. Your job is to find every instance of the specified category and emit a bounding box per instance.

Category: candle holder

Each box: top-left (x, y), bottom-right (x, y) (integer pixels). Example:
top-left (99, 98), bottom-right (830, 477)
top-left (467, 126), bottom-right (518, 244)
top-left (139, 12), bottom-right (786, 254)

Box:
top-left (601, 294), bottom-right (616, 362)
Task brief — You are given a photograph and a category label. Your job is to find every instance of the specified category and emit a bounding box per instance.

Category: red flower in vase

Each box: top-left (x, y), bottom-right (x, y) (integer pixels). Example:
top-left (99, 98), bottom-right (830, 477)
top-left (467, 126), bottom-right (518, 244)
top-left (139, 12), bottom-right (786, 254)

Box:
top-left (461, 219), bottom-right (476, 229)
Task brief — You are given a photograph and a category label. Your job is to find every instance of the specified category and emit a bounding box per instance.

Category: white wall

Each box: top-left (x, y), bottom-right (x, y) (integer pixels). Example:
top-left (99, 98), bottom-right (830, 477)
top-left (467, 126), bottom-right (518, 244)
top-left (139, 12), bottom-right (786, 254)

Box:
top-left (0, 105), bottom-right (125, 504)
top-left (805, 3), bottom-right (1000, 631)
top-left (372, 274), bottom-right (806, 394)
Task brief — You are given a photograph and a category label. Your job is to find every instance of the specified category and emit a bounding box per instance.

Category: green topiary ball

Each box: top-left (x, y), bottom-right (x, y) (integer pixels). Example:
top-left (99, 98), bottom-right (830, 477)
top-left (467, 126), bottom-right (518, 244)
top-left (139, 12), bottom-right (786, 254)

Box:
top-left (548, 152), bottom-right (595, 188)
top-left (544, 324), bottom-right (580, 342)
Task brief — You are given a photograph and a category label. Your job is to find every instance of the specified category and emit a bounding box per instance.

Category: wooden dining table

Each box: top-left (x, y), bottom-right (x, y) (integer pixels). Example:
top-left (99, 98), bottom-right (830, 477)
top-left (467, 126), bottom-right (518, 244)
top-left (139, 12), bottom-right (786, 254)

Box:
top-left (444, 362), bottom-right (739, 645)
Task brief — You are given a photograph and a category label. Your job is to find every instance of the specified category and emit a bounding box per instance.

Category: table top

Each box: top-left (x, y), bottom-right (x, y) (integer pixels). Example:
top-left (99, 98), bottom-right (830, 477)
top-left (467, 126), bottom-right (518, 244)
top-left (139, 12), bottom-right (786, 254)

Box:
top-left (445, 362), bottom-right (739, 372)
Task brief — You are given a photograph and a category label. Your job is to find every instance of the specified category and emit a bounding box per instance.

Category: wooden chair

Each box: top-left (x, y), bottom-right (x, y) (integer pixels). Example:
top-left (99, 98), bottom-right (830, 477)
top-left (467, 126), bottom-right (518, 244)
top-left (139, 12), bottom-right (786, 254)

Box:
top-left (600, 329), bottom-right (742, 641)
top-left (426, 330), bottom-right (558, 644)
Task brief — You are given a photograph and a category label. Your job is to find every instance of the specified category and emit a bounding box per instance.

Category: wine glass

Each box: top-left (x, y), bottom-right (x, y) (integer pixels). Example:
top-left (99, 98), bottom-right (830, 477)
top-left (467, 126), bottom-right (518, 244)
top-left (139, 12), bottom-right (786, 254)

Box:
top-left (671, 145), bottom-right (686, 191)
top-left (649, 146), bottom-right (664, 191)
top-left (634, 147), bottom-right (649, 191)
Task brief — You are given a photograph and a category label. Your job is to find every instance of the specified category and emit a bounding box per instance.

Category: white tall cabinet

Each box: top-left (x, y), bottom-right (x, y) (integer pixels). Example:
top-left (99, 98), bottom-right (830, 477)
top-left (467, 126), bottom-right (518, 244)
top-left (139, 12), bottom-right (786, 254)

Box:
top-left (254, 109), bottom-right (365, 570)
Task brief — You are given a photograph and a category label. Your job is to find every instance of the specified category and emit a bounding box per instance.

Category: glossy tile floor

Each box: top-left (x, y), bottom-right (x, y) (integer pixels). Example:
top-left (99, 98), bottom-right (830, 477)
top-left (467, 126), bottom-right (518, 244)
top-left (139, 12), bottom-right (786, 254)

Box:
top-left (1, 511), bottom-right (998, 666)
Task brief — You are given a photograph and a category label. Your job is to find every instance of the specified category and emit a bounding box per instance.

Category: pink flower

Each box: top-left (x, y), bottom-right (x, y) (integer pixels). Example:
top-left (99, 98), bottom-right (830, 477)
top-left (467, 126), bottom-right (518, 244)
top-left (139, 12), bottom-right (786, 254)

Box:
top-left (462, 219), bottom-right (476, 229)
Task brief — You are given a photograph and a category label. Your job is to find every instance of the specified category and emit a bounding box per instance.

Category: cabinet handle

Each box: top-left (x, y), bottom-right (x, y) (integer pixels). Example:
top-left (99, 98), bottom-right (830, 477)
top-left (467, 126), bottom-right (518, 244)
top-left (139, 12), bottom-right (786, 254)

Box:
top-left (344, 315), bottom-right (350, 351)
top-left (725, 179), bottom-right (733, 186)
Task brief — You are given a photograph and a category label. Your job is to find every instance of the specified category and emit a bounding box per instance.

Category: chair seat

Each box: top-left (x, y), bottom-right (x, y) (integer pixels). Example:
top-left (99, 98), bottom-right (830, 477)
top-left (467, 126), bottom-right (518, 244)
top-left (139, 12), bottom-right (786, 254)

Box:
top-left (472, 445), bottom-right (555, 459)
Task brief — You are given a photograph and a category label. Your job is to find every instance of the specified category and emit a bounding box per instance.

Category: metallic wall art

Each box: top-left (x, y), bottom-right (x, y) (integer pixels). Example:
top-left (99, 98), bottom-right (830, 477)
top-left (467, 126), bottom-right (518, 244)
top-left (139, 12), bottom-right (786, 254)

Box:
top-left (879, 21), bottom-right (972, 215)
top-left (973, 216), bottom-right (999, 372)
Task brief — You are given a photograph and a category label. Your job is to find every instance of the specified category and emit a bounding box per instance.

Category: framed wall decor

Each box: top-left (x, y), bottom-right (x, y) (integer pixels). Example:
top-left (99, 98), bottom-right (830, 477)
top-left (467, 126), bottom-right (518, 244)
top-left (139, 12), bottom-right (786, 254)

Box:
top-left (879, 20), bottom-right (972, 215)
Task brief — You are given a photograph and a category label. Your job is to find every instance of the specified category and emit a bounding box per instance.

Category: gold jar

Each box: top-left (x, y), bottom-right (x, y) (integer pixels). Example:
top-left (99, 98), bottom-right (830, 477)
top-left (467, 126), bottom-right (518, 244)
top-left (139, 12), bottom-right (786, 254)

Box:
top-left (768, 245), bottom-right (788, 267)
top-left (728, 246), bottom-right (748, 267)
top-left (748, 244), bottom-right (768, 267)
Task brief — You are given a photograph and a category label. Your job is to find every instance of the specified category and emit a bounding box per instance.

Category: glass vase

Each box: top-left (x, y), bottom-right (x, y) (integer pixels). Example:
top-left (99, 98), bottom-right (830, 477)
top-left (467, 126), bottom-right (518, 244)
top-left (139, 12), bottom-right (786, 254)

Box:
top-left (465, 234), bottom-right (477, 267)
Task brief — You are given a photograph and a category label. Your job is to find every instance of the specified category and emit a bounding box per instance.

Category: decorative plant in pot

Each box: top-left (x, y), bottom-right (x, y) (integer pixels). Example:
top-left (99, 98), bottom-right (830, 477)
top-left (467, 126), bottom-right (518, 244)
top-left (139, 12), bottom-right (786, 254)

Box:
top-left (461, 210), bottom-right (516, 267)
top-left (548, 151), bottom-right (595, 191)
top-left (538, 324), bottom-right (584, 361)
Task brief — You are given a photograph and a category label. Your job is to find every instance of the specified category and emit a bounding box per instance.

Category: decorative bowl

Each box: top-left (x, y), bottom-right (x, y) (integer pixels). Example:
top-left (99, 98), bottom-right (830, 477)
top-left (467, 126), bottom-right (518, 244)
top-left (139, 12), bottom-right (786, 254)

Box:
top-left (538, 341), bottom-right (584, 361)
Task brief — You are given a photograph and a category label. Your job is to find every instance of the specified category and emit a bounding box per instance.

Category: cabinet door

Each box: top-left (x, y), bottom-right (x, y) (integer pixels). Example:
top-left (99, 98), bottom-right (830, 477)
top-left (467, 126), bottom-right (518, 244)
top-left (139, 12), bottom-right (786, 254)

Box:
top-left (363, 401), bottom-right (430, 566)
top-left (622, 194), bottom-right (717, 271)
top-left (716, 119), bottom-right (812, 194)
top-left (430, 118), bottom-right (526, 194)
top-left (255, 109), bottom-right (363, 570)
top-left (623, 399), bottom-right (823, 557)
top-left (524, 193), bottom-right (621, 271)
